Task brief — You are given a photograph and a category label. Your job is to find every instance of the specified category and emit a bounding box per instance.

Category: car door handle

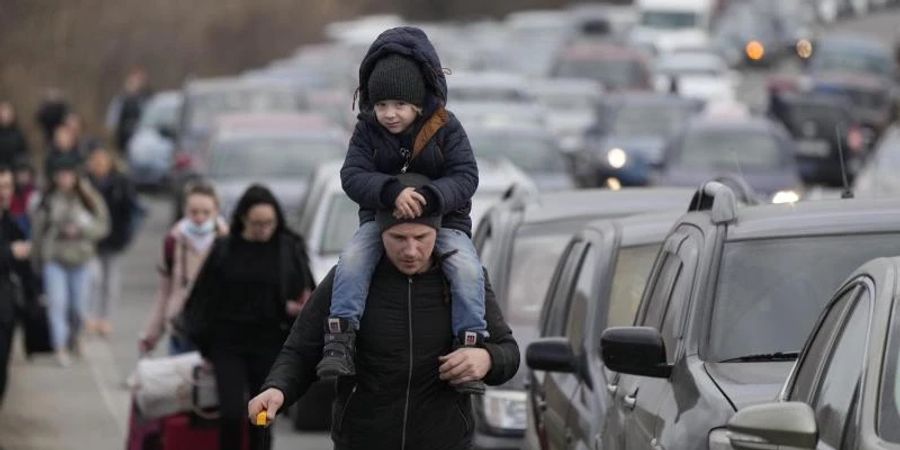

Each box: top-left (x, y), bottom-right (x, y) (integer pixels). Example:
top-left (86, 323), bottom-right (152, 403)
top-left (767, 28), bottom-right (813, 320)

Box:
top-left (606, 383), bottom-right (618, 395)
top-left (623, 393), bottom-right (637, 410)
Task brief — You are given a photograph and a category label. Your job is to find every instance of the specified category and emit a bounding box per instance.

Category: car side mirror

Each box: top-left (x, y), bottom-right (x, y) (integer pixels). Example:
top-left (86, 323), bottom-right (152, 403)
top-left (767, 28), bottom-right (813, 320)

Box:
top-left (526, 338), bottom-right (576, 373)
top-left (727, 402), bottom-right (817, 450)
top-left (600, 327), bottom-right (672, 378)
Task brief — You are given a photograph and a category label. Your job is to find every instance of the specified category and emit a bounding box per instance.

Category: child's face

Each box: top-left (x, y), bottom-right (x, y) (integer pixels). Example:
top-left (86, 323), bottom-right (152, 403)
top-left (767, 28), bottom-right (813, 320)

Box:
top-left (374, 100), bottom-right (419, 134)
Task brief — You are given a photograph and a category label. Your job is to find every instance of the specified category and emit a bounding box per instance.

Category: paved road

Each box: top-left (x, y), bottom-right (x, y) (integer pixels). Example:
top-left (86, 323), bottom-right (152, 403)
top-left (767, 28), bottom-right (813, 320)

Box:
top-left (0, 8), bottom-right (897, 450)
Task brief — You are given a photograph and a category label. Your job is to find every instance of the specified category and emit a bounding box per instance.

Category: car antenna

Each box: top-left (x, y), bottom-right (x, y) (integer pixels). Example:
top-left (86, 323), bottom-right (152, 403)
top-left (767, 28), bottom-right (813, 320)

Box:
top-left (835, 124), bottom-right (854, 199)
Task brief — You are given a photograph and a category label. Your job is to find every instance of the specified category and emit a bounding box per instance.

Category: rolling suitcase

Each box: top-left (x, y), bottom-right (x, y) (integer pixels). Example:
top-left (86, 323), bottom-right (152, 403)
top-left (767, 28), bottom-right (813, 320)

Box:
top-left (126, 401), bottom-right (162, 450)
top-left (161, 414), bottom-right (249, 450)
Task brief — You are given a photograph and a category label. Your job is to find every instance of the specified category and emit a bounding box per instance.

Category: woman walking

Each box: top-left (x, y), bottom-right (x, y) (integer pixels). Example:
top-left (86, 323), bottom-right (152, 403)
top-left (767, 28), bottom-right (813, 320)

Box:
top-left (32, 153), bottom-right (109, 366)
top-left (139, 181), bottom-right (227, 355)
top-left (183, 184), bottom-right (313, 450)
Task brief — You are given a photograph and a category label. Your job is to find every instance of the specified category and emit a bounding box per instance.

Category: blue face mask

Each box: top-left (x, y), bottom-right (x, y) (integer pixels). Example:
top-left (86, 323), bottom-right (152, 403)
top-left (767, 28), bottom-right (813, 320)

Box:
top-left (186, 218), bottom-right (216, 236)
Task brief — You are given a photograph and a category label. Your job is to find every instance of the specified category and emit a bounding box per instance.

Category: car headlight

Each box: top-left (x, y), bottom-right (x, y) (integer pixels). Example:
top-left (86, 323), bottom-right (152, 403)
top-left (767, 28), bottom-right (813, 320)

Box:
top-left (482, 389), bottom-right (527, 431)
top-left (708, 428), bottom-right (734, 450)
top-left (771, 190), bottom-right (800, 204)
top-left (607, 148), bottom-right (628, 169)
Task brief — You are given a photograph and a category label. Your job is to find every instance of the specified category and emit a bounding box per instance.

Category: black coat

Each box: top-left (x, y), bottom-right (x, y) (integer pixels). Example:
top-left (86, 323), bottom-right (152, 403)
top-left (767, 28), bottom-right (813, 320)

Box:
top-left (262, 260), bottom-right (520, 450)
top-left (91, 172), bottom-right (138, 254)
top-left (0, 212), bottom-right (27, 324)
top-left (341, 26), bottom-right (479, 235)
top-left (0, 125), bottom-right (28, 167)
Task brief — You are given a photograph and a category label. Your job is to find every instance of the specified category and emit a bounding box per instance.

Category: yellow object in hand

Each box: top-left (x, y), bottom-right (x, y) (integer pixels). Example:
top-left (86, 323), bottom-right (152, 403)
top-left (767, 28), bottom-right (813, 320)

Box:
top-left (256, 411), bottom-right (270, 427)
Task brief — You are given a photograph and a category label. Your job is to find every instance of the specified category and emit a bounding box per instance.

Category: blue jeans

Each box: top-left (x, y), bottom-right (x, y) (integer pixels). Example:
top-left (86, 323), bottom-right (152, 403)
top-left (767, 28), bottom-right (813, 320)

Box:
top-left (331, 221), bottom-right (488, 337)
top-left (44, 262), bottom-right (91, 350)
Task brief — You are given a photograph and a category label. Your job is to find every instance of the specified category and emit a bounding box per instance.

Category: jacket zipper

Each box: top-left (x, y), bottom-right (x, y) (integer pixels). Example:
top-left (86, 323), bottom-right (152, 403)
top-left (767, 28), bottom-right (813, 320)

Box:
top-left (401, 277), bottom-right (413, 450)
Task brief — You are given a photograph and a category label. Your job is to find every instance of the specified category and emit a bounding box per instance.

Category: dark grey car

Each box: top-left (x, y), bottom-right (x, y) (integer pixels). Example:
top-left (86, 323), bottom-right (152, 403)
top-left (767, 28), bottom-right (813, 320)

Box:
top-left (525, 211), bottom-right (684, 450)
top-left (471, 188), bottom-right (693, 449)
top-left (726, 256), bottom-right (900, 450)
top-left (599, 182), bottom-right (900, 450)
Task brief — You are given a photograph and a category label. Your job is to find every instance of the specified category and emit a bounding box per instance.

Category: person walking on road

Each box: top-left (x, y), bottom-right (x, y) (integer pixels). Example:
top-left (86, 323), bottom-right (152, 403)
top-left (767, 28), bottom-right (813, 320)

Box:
top-left (106, 67), bottom-right (152, 154)
top-left (35, 88), bottom-right (70, 145)
top-left (32, 153), bottom-right (109, 367)
top-left (182, 184), bottom-right (314, 450)
top-left (85, 146), bottom-right (139, 337)
top-left (0, 101), bottom-right (29, 168)
top-left (140, 181), bottom-right (228, 355)
top-left (249, 179), bottom-right (520, 450)
top-left (0, 164), bottom-right (32, 406)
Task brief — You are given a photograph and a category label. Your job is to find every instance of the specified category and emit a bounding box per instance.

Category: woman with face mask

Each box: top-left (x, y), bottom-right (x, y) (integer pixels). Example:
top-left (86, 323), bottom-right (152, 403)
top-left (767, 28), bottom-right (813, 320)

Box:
top-left (139, 181), bottom-right (228, 355)
top-left (181, 184), bottom-right (314, 450)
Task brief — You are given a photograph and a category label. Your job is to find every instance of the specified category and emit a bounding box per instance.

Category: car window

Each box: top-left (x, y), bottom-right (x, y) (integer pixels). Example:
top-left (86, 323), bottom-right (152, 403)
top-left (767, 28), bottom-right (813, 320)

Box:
top-left (810, 291), bottom-right (870, 448)
top-left (320, 194), bottom-right (358, 255)
top-left (640, 253), bottom-right (682, 332)
top-left (565, 245), bottom-right (597, 351)
top-left (209, 136), bottom-right (341, 178)
top-left (475, 223), bottom-right (499, 285)
top-left (605, 244), bottom-right (660, 329)
top-left (505, 225), bottom-right (579, 324)
top-left (790, 287), bottom-right (858, 402)
top-left (542, 241), bottom-right (586, 336)
top-left (878, 293), bottom-right (900, 443)
top-left (708, 234), bottom-right (900, 362)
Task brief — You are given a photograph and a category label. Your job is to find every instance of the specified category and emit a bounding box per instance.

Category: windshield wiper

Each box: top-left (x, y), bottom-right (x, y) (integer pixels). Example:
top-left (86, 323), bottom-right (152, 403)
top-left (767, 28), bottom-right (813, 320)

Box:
top-left (719, 352), bottom-right (800, 363)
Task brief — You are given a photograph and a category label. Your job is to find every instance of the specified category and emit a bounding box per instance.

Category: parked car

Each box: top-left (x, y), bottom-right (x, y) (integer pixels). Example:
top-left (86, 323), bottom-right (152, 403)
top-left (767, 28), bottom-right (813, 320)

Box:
top-left (451, 101), bottom-right (547, 130)
top-left (597, 182), bottom-right (900, 450)
top-left (712, 2), bottom-right (784, 67)
top-left (525, 210), bottom-right (684, 450)
top-left (629, 0), bottom-right (713, 55)
top-left (653, 50), bottom-right (738, 102)
top-left (725, 255), bottom-right (900, 450)
top-left (528, 78), bottom-right (605, 153)
top-left (550, 41), bottom-right (653, 92)
top-left (466, 124), bottom-right (574, 191)
top-left (655, 116), bottom-right (803, 202)
top-left (448, 71), bottom-right (535, 103)
top-left (575, 93), bottom-right (703, 188)
top-left (126, 90), bottom-right (182, 189)
top-left (768, 91), bottom-right (867, 186)
top-left (470, 188), bottom-right (694, 449)
top-left (204, 113), bottom-right (346, 222)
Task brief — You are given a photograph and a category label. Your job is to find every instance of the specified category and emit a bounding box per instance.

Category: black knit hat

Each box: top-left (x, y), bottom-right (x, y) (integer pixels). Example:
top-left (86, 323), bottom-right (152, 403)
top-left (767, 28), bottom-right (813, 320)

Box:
top-left (367, 54), bottom-right (427, 107)
top-left (376, 173), bottom-right (441, 232)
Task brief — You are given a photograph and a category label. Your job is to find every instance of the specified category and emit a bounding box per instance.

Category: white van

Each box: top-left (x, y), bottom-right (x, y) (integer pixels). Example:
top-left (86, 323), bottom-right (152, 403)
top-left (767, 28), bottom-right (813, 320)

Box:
top-left (629, 0), bottom-right (713, 54)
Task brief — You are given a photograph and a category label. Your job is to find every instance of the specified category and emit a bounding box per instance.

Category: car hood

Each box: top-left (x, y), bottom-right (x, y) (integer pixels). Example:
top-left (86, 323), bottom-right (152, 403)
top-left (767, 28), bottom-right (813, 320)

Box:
top-left (704, 361), bottom-right (794, 410)
top-left (217, 177), bottom-right (309, 218)
top-left (659, 167), bottom-right (800, 197)
top-left (599, 135), bottom-right (668, 165)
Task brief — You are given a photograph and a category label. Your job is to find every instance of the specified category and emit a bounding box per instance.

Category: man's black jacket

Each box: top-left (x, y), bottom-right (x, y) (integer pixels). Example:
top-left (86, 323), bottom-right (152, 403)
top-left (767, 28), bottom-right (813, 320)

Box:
top-left (262, 259), bottom-right (520, 450)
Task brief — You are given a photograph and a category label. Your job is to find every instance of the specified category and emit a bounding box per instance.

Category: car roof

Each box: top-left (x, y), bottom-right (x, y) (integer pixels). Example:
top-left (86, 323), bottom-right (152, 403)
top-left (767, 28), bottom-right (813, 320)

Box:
top-left (584, 210), bottom-right (685, 247)
top-left (560, 42), bottom-right (647, 60)
top-left (496, 188), bottom-right (695, 227)
top-left (214, 113), bottom-right (337, 132)
top-left (710, 198), bottom-right (900, 241)
top-left (686, 115), bottom-right (775, 132)
top-left (603, 92), bottom-right (701, 107)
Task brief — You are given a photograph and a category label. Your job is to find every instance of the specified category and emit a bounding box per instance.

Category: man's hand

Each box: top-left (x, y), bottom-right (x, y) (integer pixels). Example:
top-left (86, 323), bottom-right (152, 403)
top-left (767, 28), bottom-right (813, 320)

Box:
top-left (10, 241), bottom-right (31, 260)
top-left (248, 388), bottom-right (284, 424)
top-left (438, 348), bottom-right (492, 386)
top-left (394, 187), bottom-right (427, 219)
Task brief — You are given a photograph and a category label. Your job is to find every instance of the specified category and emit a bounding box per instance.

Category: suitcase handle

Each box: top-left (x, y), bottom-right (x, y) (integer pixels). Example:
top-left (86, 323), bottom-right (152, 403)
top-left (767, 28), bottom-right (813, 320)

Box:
top-left (255, 411), bottom-right (271, 427)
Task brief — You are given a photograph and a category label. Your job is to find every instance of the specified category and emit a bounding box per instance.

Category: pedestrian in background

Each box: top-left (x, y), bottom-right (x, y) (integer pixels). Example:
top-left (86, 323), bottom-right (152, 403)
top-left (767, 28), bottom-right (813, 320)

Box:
top-left (32, 153), bottom-right (109, 367)
top-left (44, 125), bottom-right (84, 177)
top-left (85, 145), bottom-right (139, 337)
top-left (10, 161), bottom-right (37, 238)
top-left (182, 185), bottom-right (313, 450)
top-left (63, 112), bottom-right (100, 157)
top-left (106, 66), bottom-right (152, 155)
top-left (0, 101), bottom-right (29, 168)
top-left (0, 164), bottom-right (32, 406)
top-left (140, 181), bottom-right (228, 355)
top-left (35, 88), bottom-right (70, 145)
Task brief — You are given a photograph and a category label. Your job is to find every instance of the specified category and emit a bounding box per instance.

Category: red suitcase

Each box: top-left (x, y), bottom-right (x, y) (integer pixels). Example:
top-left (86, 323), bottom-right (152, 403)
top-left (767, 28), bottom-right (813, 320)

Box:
top-left (125, 400), bottom-right (162, 450)
top-left (161, 414), bottom-right (250, 450)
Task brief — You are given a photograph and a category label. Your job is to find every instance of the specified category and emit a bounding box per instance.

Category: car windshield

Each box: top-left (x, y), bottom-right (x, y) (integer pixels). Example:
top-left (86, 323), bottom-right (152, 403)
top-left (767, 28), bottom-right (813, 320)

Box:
top-left (678, 128), bottom-right (783, 170)
top-left (505, 224), bottom-right (582, 324)
top-left (708, 233), bottom-right (900, 362)
top-left (209, 136), bottom-right (339, 179)
top-left (811, 48), bottom-right (894, 79)
top-left (320, 193), bottom-right (358, 255)
top-left (555, 59), bottom-right (646, 90)
top-left (138, 98), bottom-right (179, 130)
top-left (468, 133), bottom-right (566, 172)
top-left (640, 10), bottom-right (698, 29)
top-left (186, 89), bottom-right (298, 130)
top-left (610, 102), bottom-right (691, 137)
top-left (606, 244), bottom-right (660, 328)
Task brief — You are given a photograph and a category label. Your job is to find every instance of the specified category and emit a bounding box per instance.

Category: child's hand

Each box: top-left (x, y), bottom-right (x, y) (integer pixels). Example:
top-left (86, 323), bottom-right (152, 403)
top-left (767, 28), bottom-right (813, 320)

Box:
top-left (395, 187), bottom-right (427, 219)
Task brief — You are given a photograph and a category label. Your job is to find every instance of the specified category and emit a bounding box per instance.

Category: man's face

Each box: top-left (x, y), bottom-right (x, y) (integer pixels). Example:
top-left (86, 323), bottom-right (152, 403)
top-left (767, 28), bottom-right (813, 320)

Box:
top-left (382, 222), bottom-right (437, 275)
top-left (0, 171), bottom-right (14, 209)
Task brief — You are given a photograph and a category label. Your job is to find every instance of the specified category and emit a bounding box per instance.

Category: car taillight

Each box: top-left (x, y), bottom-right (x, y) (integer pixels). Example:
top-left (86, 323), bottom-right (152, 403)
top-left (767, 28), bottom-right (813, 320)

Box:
top-left (174, 153), bottom-right (194, 171)
top-left (847, 125), bottom-right (865, 153)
